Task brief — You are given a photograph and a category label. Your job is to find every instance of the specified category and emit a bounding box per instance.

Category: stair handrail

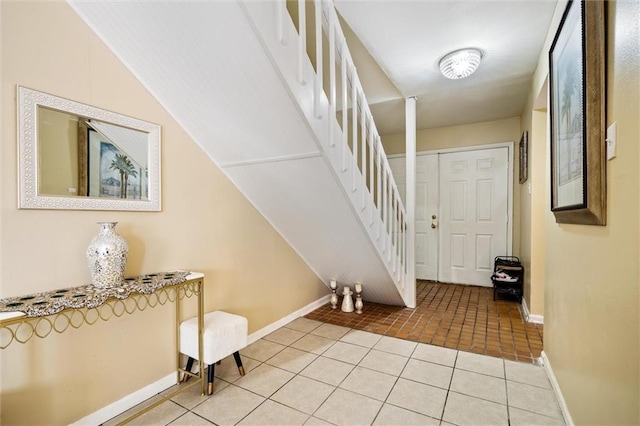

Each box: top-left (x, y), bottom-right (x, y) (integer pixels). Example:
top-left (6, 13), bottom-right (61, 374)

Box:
top-left (278, 0), bottom-right (410, 291)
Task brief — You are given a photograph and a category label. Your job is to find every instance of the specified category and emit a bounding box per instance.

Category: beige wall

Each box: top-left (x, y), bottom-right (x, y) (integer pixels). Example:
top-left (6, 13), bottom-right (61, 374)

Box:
top-left (38, 108), bottom-right (79, 196)
top-left (518, 0), bottom-right (569, 320)
top-left (540, 0), bottom-right (639, 424)
top-left (528, 109), bottom-right (547, 317)
top-left (1, 2), bottom-right (325, 425)
top-left (518, 79), bottom-right (548, 318)
top-left (381, 116), bottom-right (521, 155)
top-left (338, 15), bottom-right (402, 105)
top-left (381, 117), bottom-right (523, 258)
top-left (518, 106), bottom-right (533, 313)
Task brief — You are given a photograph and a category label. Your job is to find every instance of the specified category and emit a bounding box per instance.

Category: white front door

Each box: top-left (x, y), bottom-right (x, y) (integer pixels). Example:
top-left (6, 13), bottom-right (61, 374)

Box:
top-left (389, 146), bottom-right (509, 286)
top-left (389, 155), bottom-right (439, 281)
top-left (438, 147), bottom-right (509, 286)
top-left (415, 154), bottom-right (438, 280)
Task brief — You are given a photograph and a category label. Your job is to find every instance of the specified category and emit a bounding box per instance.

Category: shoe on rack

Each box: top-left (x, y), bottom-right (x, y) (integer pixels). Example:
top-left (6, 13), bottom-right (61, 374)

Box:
top-left (493, 270), bottom-right (517, 282)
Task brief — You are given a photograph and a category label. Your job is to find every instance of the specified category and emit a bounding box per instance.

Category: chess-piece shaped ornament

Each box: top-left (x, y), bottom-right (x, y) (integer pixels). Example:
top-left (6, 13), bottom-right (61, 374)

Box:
top-left (341, 286), bottom-right (354, 313)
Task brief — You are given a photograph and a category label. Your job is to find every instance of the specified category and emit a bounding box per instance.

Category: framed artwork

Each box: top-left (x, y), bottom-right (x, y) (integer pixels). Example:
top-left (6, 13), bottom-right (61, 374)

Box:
top-left (88, 129), bottom-right (147, 200)
top-left (519, 131), bottom-right (528, 184)
top-left (549, 0), bottom-right (606, 225)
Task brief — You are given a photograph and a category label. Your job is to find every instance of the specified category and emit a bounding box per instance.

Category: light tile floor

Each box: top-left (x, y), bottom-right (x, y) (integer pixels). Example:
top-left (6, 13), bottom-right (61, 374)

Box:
top-left (104, 318), bottom-right (564, 426)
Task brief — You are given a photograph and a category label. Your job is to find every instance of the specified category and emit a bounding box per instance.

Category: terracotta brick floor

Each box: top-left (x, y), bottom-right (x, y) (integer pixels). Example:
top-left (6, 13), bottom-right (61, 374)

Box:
top-left (305, 280), bottom-right (543, 364)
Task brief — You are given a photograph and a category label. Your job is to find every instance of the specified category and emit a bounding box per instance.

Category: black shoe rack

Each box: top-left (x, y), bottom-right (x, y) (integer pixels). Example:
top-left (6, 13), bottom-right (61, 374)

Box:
top-left (491, 256), bottom-right (524, 303)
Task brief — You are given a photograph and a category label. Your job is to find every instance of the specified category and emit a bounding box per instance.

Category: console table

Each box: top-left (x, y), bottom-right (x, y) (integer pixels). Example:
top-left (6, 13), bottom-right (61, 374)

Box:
top-left (0, 270), bottom-right (206, 425)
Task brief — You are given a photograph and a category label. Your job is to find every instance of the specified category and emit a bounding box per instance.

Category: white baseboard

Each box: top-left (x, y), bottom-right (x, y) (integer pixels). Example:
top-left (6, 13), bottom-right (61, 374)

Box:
top-left (70, 294), bottom-right (330, 424)
top-left (70, 372), bottom-right (177, 426)
top-left (247, 294), bottom-right (331, 344)
top-left (541, 351), bottom-right (574, 426)
top-left (521, 298), bottom-right (544, 324)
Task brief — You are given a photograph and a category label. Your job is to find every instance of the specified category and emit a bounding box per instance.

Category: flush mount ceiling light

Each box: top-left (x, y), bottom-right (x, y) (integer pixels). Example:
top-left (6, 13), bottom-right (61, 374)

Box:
top-left (439, 48), bottom-right (483, 80)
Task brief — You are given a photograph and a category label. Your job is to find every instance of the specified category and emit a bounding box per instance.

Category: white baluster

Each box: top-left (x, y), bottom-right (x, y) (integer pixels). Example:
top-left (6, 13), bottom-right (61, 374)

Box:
top-left (298, 0), bottom-right (306, 85)
top-left (387, 169), bottom-right (392, 262)
top-left (402, 215), bottom-right (407, 284)
top-left (314, 0), bottom-right (322, 119)
top-left (352, 67), bottom-right (358, 192)
top-left (341, 43), bottom-right (348, 172)
top-left (328, 7), bottom-right (336, 147)
top-left (276, 0), bottom-right (285, 44)
top-left (376, 145), bottom-right (382, 239)
top-left (382, 165), bottom-right (387, 252)
top-left (361, 112), bottom-right (367, 210)
top-left (394, 194), bottom-right (398, 273)
top-left (369, 121), bottom-right (374, 224)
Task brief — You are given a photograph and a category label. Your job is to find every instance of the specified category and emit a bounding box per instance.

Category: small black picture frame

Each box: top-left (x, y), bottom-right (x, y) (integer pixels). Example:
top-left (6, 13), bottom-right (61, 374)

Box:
top-left (519, 131), bottom-right (528, 184)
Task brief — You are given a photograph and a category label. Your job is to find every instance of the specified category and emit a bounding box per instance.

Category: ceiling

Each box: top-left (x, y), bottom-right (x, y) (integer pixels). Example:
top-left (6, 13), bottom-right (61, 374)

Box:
top-left (334, 1), bottom-right (558, 134)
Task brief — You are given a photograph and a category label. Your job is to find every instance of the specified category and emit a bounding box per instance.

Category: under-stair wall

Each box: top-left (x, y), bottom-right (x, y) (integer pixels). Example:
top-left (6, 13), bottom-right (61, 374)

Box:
top-left (69, 0), bottom-right (413, 306)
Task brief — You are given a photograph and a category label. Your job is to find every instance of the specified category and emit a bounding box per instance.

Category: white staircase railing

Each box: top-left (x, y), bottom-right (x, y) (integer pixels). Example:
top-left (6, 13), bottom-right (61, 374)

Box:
top-left (243, 0), bottom-right (411, 303)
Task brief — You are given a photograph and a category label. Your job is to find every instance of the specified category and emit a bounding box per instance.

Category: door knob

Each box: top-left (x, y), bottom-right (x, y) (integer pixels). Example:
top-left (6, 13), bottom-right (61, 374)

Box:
top-left (431, 215), bottom-right (438, 229)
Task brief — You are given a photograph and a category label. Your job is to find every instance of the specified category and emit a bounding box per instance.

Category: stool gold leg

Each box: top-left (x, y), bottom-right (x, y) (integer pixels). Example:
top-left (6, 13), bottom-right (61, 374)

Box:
top-left (182, 357), bottom-right (195, 383)
top-left (233, 351), bottom-right (245, 376)
top-left (207, 363), bottom-right (215, 395)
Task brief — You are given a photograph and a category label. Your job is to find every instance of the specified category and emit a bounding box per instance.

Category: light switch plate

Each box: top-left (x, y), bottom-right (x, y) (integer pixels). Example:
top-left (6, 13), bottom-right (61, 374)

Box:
top-left (606, 122), bottom-right (617, 160)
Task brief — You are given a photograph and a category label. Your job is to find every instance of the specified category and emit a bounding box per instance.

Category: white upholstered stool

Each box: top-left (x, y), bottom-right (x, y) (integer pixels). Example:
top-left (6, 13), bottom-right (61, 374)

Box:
top-left (179, 311), bottom-right (248, 395)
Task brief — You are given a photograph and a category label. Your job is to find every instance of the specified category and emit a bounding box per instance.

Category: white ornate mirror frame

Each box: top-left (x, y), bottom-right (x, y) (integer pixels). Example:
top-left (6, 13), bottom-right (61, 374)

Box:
top-left (17, 86), bottom-right (161, 211)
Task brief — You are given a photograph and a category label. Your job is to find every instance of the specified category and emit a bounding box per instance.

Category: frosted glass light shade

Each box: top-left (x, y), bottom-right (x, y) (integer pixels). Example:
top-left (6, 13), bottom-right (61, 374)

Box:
top-left (439, 48), bottom-right (483, 80)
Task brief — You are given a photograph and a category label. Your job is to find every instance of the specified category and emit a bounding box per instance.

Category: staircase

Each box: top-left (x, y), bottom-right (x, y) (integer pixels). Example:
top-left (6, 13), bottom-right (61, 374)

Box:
top-left (69, 0), bottom-right (413, 307)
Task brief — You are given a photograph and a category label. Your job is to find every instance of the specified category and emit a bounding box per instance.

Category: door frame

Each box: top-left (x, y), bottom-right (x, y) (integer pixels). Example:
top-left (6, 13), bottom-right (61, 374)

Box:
top-left (389, 141), bottom-right (515, 274)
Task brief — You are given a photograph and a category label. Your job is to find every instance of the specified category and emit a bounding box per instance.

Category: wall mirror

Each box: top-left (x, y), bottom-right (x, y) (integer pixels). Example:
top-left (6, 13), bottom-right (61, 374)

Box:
top-left (17, 86), bottom-right (161, 211)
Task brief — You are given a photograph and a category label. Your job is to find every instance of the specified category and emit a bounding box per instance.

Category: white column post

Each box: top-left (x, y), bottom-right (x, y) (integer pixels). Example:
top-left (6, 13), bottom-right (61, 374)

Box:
top-left (405, 97), bottom-right (417, 308)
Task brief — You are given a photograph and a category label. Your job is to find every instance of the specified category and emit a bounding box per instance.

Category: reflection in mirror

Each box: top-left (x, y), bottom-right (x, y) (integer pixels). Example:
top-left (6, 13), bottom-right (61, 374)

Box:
top-left (18, 86), bottom-right (161, 211)
top-left (38, 107), bottom-right (150, 200)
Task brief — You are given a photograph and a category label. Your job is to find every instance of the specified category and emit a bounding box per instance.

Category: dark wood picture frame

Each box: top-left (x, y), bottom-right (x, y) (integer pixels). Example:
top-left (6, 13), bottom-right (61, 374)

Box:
top-left (549, 0), bottom-right (606, 225)
top-left (519, 131), bottom-right (528, 184)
